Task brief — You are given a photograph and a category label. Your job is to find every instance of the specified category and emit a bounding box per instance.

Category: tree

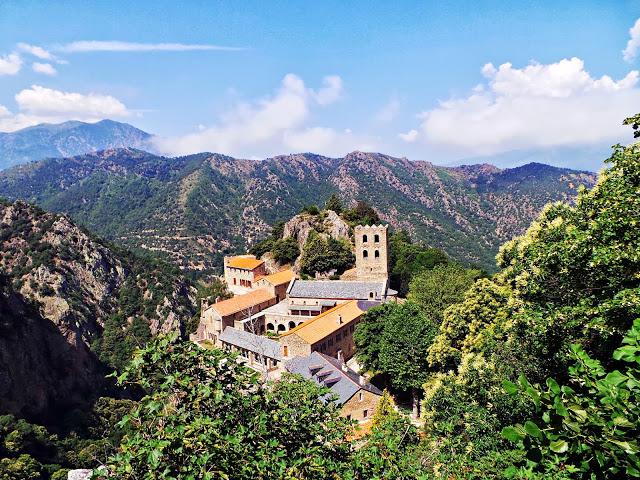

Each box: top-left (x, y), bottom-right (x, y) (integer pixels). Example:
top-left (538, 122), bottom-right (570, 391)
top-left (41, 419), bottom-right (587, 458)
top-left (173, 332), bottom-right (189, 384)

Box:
top-left (355, 302), bottom-right (437, 417)
top-left (271, 237), bottom-right (300, 265)
top-left (103, 334), bottom-right (355, 479)
top-left (504, 318), bottom-right (640, 478)
top-left (342, 201), bottom-right (380, 226)
top-left (388, 231), bottom-right (449, 296)
top-left (408, 263), bottom-right (481, 325)
top-left (300, 231), bottom-right (354, 276)
top-left (324, 194), bottom-right (343, 214)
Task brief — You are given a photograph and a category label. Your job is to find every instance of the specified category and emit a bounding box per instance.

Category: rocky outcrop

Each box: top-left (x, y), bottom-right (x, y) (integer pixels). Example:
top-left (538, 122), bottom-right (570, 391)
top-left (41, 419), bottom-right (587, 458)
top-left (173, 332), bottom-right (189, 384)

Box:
top-left (0, 200), bottom-right (196, 420)
top-left (283, 210), bottom-right (351, 248)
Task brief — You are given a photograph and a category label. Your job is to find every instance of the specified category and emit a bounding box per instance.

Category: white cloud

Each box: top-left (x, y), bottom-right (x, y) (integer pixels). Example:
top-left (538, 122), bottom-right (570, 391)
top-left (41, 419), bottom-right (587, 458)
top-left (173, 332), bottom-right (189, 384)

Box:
top-left (17, 43), bottom-right (54, 60)
top-left (0, 85), bottom-right (130, 132)
top-left (623, 18), bottom-right (640, 62)
top-left (407, 57), bottom-right (640, 156)
top-left (153, 74), bottom-right (369, 157)
top-left (312, 75), bottom-right (343, 105)
top-left (56, 40), bottom-right (244, 53)
top-left (398, 129), bottom-right (418, 143)
top-left (32, 62), bottom-right (57, 76)
top-left (0, 53), bottom-right (22, 75)
top-left (374, 96), bottom-right (400, 123)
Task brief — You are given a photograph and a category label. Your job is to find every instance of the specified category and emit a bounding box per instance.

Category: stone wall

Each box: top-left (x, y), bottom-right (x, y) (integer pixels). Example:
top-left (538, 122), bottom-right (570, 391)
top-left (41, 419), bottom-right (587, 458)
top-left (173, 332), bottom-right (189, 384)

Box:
top-left (341, 388), bottom-right (382, 423)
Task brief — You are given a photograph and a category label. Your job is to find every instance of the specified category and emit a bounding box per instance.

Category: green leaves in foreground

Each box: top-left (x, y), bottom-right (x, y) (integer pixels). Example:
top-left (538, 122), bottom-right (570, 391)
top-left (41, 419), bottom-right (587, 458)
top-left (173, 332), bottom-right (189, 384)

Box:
top-left (503, 318), bottom-right (640, 478)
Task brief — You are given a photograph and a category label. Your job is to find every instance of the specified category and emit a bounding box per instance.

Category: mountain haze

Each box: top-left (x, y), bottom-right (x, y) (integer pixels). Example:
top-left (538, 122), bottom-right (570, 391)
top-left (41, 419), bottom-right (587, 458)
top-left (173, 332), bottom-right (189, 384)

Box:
top-left (0, 119), bottom-right (151, 170)
top-left (0, 148), bottom-right (596, 272)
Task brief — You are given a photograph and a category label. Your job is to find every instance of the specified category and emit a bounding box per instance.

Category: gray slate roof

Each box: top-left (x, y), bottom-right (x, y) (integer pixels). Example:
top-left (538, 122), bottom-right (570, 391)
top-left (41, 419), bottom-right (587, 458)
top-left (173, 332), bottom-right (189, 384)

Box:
top-left (219, 327), bottom-right (282, 360)
top-left (287, 279), bottom-right (390, 300)
top-left (285, 351), bottom-right (382, 405)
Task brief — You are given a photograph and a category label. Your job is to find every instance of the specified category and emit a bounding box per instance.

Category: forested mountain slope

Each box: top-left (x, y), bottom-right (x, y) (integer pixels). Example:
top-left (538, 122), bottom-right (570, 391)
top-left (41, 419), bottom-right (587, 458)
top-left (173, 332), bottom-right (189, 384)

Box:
top-left (0, 149), bottom-right (596, 272)
top-left (0, 199), bottom-right (195, 421)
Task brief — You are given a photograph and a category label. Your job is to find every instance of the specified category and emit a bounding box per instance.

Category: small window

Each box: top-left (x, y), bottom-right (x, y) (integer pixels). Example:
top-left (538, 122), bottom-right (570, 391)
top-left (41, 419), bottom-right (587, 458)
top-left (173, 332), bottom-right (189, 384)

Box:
top-left (363, 249), bottom-right (368, 258)
top-left (374, 250), bottom-right (380, 258)
top-left (369, 292), bottom-right (374, 299)
top-left (346, 414), bottom-right (351, 420)
top-left (374, 234), bottom-right (380, 243)
top-left (359, 392), bottom-right (364, 402)
top-left (283, 345), bottom-right (289, 357)
top-left (363, 234), bottom-right (368, 243)
top-left (363, 409), bottom-right (369, 418)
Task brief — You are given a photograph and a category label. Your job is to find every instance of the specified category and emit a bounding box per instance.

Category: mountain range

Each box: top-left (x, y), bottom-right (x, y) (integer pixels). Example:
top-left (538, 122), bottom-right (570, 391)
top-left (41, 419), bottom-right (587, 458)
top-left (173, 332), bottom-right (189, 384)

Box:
top-left (0, 119), bottom-right (151, 170)
top-left (0, 147), bottom-right (597, 273)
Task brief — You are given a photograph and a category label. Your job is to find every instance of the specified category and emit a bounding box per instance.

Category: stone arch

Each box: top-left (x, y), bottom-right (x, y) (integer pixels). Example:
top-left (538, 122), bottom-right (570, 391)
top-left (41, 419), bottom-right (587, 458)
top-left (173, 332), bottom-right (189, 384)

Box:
top-left (288, 321), bottom-right (296, 330)
top-left (363, 249), bottom-right (368, 258)
top-left (363, 234), bottom-right (368, 243)
top-left (374, 249), bottom-right (380, 258)
top-left (374, 234), bottom-right (380, 243)
top-left (277, 324), bottom-right (286, 332)
top-left (267, 323), bottom-right (275, 331)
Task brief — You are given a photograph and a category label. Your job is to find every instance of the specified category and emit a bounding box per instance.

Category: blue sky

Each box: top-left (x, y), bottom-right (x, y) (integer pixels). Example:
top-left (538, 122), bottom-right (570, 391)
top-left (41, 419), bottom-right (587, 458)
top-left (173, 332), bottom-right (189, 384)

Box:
top-left (1, 1), bottom-right (639, 169)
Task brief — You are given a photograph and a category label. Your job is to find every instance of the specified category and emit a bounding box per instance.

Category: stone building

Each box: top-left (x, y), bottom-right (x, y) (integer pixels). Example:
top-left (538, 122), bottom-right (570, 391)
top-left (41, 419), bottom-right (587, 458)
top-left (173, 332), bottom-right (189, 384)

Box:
top-left (286, 278), bottom-right (396, 316)
top-left (279, 300), bottom-right (379, 361)
top-left (224, 255), bottom-right (267, 294)
top-left (354, 224), bottom-right (389, 280)
top-left (254, 269), bottom-right (295, 302)
top-left (218, 326), bottom-right (282, 372)
top-left (285, 351), bottom-right (382, 423)
top-left (193, 289), bottom-right (276, 342)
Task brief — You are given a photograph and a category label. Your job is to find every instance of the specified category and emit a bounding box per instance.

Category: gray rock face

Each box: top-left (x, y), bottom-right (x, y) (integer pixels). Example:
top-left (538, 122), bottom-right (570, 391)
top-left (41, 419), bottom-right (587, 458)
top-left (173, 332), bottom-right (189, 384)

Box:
top-left (283, 210), bottom-right (350, 248)
top-left (68, 470), bottom-right (94, 480)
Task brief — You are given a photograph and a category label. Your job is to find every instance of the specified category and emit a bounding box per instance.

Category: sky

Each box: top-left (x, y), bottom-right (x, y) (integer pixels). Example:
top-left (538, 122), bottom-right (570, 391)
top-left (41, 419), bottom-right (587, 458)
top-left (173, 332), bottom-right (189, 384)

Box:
top-left (1, 1), bottom-right (639, 170)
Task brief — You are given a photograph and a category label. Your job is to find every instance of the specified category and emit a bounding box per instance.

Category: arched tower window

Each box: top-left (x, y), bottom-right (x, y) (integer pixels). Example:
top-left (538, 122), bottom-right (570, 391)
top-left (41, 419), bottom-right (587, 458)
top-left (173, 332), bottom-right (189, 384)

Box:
top-left (374, 250), bottom-right (380, 258)
top-left (363, 249), bottom-right (368, 258)
top-left (362, 234), bottom-right (368, 243)
top-left (374, 234), bottom-right (380, 243)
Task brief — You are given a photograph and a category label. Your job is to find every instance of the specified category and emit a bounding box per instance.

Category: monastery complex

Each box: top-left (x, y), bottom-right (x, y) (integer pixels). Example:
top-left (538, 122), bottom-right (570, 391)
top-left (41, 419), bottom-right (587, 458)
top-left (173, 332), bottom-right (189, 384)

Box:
top-left (192, 224), bottom-right (395, 422)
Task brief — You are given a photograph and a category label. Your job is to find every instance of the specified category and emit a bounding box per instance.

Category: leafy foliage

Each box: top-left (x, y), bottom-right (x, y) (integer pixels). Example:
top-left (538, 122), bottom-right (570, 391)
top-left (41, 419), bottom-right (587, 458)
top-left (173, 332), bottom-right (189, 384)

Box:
top-left (271, 236), bottom-right (300, 265)
top-left (504, 318), bottom-right (640, 478)
top-left (388, 230), bottom-right (450, 296)
top-left (408, 263), bottom-right (482, 326)
top-left (342, 201), bottom-right (381, 227)
top-left (300, 231), bottom-right (354, 276)
top-left (103, 335), bottom-right (356, 479)
top-left (324, 194), bottom-right (344, 214)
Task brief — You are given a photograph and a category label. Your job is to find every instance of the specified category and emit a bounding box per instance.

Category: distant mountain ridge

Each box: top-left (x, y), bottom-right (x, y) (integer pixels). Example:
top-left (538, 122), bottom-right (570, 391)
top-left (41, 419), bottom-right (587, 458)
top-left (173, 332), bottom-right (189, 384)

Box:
top-left (0, 119), bottom-right (151, 170)
top-left (0, 148), bottom-right (597, 272)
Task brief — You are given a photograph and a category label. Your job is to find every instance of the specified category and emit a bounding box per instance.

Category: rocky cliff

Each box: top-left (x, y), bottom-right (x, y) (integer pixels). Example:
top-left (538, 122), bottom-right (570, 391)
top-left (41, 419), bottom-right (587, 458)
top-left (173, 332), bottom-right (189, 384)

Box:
top-left (0, 199), bottom-right (195, 420)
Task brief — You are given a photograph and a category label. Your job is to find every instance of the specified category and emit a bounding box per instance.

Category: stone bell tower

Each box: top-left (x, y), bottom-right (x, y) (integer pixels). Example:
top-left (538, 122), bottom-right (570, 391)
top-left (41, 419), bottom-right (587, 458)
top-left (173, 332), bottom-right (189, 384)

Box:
top-left (354, 224), bottom-right (389, 280)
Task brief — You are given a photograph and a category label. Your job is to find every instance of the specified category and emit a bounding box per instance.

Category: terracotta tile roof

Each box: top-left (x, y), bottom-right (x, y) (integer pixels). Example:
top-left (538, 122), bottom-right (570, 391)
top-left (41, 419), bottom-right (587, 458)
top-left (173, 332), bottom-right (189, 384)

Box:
top-left (257, 269), bottom-right (295, 286)
top-left (280, 300), bottom-right (364, 345)
top-left (211, 289), bottom-right (275, 317)
top-left (227, 256), bottom-right (264, 270)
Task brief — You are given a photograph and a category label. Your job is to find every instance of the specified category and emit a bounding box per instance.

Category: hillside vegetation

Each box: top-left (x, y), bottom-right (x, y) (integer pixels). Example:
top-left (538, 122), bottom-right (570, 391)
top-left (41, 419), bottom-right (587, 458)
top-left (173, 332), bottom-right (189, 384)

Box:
top-left (0, 149), bottom-right (596, 274)
top-left (92, 116), bottom-right (638, 479)
top-left (0, 199), bottom-right (195, 422)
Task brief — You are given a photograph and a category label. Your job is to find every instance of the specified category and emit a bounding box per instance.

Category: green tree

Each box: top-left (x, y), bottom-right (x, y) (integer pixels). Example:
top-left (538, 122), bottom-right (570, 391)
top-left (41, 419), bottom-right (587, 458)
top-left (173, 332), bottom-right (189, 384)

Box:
top-left (504, 318), bottom-right (640, 478)
top-left (103, 334), bottom-right (355, 479)
top-left (388, 231), bottom-right (449, 296)
top-left (408, 263), bottom-right (481, 325)
top-left (342, 201), bottom-right (380, 226)
top-left (271, 237), bottom-right (300, 264)
top-left (324, 194), bottom-right (343, 214)
top-left (300, 231), bottom-right (354, 276)
top-left (355, 302), bottom-right (437, 417)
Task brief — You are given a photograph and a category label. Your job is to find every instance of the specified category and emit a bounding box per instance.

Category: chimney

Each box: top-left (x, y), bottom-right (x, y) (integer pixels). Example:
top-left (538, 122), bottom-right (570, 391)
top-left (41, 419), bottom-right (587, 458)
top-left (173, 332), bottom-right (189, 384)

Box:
top-left (338, 314), bottom-right (343, 324)
top-left (341, 362), bottom-right (348, 372)
top-left (359, 375), bottom-right (366, 386)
